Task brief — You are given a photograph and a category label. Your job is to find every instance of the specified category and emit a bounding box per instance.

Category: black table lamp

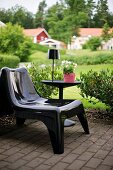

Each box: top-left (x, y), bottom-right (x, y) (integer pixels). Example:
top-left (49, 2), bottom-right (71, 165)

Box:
top-left (48, 49), bottom-right (60, 81)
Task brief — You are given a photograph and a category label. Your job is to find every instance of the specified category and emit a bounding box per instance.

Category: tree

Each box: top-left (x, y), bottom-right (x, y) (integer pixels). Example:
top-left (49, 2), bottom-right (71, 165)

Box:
top-left (46, 3), bottom-right (71, 43)
top-left (0, 8), bottom-right (13, 23)
top-left (0, 5), bottom-right (35, 28)
top-left (93, 0), bottom-right (109, 27)
top-left (86, 37), bottom-right (102, 51)
top-left (35, 0), bottom-right (47, 28)
top-left (11, 5), bottom-right (35, 28)
top-left (102, 23), bottom-right (111, 41)
top-left (65, 0), bottom-right (86, 14)
top-left (0, 23), bottom-right (33, 61)
top-left (85, 0), bottom-right (96, 28)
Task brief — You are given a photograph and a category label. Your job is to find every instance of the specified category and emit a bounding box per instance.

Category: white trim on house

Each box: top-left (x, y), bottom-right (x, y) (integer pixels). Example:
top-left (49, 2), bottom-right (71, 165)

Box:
top-left (40, 38), bottom-right (65, 49)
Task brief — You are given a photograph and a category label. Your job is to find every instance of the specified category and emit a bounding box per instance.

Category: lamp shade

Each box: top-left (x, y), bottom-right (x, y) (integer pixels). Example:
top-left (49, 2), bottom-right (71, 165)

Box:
top-left (48, 49), bottom-right (60, 59)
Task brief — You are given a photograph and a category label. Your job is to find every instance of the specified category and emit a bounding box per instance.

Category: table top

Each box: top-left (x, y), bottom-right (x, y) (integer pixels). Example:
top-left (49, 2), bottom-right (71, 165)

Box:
top-left (41, 80), bottom-right (81, 88)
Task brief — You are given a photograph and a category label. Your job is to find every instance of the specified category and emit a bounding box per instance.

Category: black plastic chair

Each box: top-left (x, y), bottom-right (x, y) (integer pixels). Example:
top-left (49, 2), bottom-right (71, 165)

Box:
top-left (0, 67), bottom-right (89, 154)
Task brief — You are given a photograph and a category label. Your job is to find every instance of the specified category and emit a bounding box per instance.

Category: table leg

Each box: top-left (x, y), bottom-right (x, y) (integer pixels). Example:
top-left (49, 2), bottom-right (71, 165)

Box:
top-left (58, 87), bottom-right (76, 127)
top-left (59, 87), bottom-right (63, 100)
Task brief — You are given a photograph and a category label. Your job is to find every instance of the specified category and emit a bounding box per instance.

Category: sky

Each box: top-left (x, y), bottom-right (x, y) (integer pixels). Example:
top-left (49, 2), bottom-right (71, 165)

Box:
top-left (0, 0), bottom-right (113, 14)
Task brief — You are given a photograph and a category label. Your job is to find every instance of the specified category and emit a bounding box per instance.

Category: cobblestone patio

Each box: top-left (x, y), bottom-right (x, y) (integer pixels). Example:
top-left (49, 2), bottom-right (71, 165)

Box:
top-left (0, 118), bottom-right (113, 170)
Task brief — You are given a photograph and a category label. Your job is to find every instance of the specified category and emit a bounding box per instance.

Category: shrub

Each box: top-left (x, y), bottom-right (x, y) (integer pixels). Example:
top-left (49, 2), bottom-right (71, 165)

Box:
top-left (0, 53), bottom-right (20, 69)
top-left (28, 63), bottom-right (63, 98)
top-left (84, 37), bottom-right (102, 51)
top-left (80, 70), bottom-right (113, 110)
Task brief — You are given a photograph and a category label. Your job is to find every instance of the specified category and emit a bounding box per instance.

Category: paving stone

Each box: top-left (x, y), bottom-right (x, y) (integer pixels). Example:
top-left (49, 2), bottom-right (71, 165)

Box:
top-left (5, 152), bottom-right (24, 163)
top-left (87, 144), bottom-right (101, 153)
top-left (72, 146), bottom-right (88, 154)
top-left (102, 142), bottom-right (113, 151)
top-left (34, 164), bottom-right (51, 170)
top-left (102, 155), bottom-right (113, 166)
top-left (81, 167), bottom-right (94, 170)
top-left (78, 151), bottom-right (94, 161)
top-left (85, 158), bottom-right (102, 168)
top-left (0, 161), bottom-right (9, 168)
top-left (62, 153), bottom-right (79, 163)
top-left (94, 149), bottom-right (109, 159)
top-left (26, 157), bottom-right (45, 168)
top-left (3, 147), bottom-right (21, 156)
top-left (43, 155), bottom-right (63, 166)
top-left (67, 159), bottom-right (86, 170)
top-left (50, 162), bottom-right (69, 170)
top-left (18, 166), bottom-right (33, 170)
top-left (96, 164), bottom-right (112, 170)
top-left (0, 154), bottom-right (8, 161)
top-left (23, 151), bottom-right (41, 161)
top-left (7, 159), bottom-right (27, 169)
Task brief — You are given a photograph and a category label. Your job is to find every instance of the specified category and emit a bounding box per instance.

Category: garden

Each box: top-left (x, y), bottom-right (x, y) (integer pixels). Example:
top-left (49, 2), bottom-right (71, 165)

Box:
top-left (0, 23), bottom-right (113, 126)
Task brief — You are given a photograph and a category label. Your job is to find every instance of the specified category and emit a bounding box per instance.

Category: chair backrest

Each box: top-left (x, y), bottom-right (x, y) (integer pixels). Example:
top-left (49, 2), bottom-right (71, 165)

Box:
top-left (0, 69), bottom-right (14, 116)
top-left (0, 67), bottom-right (41, 113)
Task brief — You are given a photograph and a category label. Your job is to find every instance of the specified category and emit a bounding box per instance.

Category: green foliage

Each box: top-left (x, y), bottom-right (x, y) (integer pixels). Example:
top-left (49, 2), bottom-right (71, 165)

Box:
top-left (0, 5), bottom-right (35, 28)
top-left (28, 63), bottom-right (63, 98)
top-left (0, 23), bottom-right (32, 62)
top-left (62, 60), bottom-right (77, 74)
top-left (35, 0), bottom-right (47, 27)
top-left (62, 50), bottom-right (113, 65)
top-left (102, 23), bottom-right (111, 41)
top-left (0, 53), bottom-right (20, 69)
top-left (85, 37), bottom-right (102, 51)
top-left (15, 37), bottom-right (33, 62)
top-left (80, 69), bottom-right (113, 110)
top-left (93, 0), bottom-right (109, 27)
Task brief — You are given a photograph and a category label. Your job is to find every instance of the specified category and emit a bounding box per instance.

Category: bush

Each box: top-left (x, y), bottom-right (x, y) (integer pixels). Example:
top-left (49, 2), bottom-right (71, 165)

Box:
top-left (0, 53), bottom-right (20, 69)
top-left (84, 37), bottom-right (102, 51)
top-left (79, 70), bottom-right (113, 110)
top-left (28, 63), bottom-right (63, 98)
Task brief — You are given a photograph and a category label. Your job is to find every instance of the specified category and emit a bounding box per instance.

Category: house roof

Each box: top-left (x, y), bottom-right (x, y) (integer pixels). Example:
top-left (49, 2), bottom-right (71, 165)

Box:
top-left (40, 38), bottom-right (66, 45)
top-left (23, 27), bottom-right (50, 37)
top-left (79, 28), bottom-right (103, 37)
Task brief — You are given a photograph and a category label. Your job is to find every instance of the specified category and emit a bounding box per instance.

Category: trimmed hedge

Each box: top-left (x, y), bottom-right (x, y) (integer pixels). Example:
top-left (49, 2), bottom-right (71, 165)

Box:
top-left (0, 53), bottom-right (20, 69)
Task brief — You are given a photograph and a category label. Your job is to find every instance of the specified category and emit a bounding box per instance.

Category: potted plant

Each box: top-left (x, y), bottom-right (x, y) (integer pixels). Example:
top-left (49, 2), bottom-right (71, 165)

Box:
top-left (62, 60), bottom-right (77, 82)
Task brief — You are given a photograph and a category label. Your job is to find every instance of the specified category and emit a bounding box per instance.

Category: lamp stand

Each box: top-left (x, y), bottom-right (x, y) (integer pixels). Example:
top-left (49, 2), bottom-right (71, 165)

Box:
top-left (52, 58), bottom-right (54, 82)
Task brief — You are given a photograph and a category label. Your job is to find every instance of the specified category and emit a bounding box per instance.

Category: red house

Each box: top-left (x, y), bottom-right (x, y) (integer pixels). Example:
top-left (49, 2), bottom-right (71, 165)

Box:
top-left (23, 28), bottom-right (50, 43)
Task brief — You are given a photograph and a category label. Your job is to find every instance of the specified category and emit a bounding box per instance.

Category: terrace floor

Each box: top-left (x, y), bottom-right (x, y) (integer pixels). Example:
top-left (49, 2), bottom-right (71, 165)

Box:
top-left (0, 117), bottom-right (113, 170)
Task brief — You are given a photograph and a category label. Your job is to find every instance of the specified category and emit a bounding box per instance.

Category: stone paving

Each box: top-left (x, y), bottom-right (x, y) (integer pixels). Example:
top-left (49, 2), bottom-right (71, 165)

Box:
top-left (0, 118), bottom-right (113, 170)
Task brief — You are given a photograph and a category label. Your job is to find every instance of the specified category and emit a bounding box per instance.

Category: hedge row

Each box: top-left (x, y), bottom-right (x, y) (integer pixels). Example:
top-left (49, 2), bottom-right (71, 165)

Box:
top-left (0, 53), bottom-right (20, 69)
top-left (62, 50), bottom-right (113, 65)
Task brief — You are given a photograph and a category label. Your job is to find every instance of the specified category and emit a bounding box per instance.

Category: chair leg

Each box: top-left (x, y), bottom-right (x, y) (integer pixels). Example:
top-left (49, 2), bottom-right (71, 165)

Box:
top-left (16, 117), bottom-right (25, 126)
top-left (45, 118), bottom-right (64, 154)
top-left (77, 105), bottom-right (90, 134)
